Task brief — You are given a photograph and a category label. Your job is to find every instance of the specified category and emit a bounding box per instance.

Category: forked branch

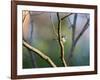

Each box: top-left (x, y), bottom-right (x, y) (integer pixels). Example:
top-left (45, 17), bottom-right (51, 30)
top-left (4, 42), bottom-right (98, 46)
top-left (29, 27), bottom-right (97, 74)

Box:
top-left (57, 12), bottom-right (67, 67)
top-left (68, 14), bottom-right (90, 63)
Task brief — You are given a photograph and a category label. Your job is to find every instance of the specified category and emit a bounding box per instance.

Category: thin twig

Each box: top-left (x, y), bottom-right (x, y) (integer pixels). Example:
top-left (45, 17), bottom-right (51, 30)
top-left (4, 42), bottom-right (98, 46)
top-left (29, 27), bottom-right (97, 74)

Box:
top-left (74, 18), bottom-right (89, 46)
top-left (23, 40), bottom-right (57, 67)
top-left (68, 17), bottom-right (73, 28)
top-left (50, 14), bottom-right (58, 37)
top-left (61, 13), bottom-right (73, 20)
top-left (57, 12), bottom-right (67, 67)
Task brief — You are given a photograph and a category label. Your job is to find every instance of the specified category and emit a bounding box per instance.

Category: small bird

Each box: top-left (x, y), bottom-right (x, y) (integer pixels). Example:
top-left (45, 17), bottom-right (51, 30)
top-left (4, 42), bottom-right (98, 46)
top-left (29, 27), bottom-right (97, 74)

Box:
top-left (53, 35), bottom-right (67, 43)
top-left (61, 35), bottom-right (67, 43)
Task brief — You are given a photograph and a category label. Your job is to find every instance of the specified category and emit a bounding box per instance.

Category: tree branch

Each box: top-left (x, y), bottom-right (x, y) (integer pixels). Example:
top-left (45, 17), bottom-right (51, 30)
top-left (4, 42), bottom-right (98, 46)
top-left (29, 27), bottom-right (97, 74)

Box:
top-left (61, 13), bottom-right (73, 20)
top-left (23, 11), bottom-right (37, 67)
top-left (74, 18), bottom-right (89, 46)
top-left (23, 40), bottom-right (57, 67)
top-left (67, 17), bottom-right (73, 28)
top-left (68, 15), bottom-right (89, 63)
top-left (57, 12), bottom-right (67, 67)
top-left (72, 13), bottom-right (77, 43)
top-left (67, 14), bottom-right (77, 64)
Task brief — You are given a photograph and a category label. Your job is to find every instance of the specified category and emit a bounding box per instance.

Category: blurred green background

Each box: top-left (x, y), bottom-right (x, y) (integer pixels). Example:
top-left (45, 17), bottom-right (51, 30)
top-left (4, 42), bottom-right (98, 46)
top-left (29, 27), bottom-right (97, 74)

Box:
top-left (22, 12), bottom-right (90, 68)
